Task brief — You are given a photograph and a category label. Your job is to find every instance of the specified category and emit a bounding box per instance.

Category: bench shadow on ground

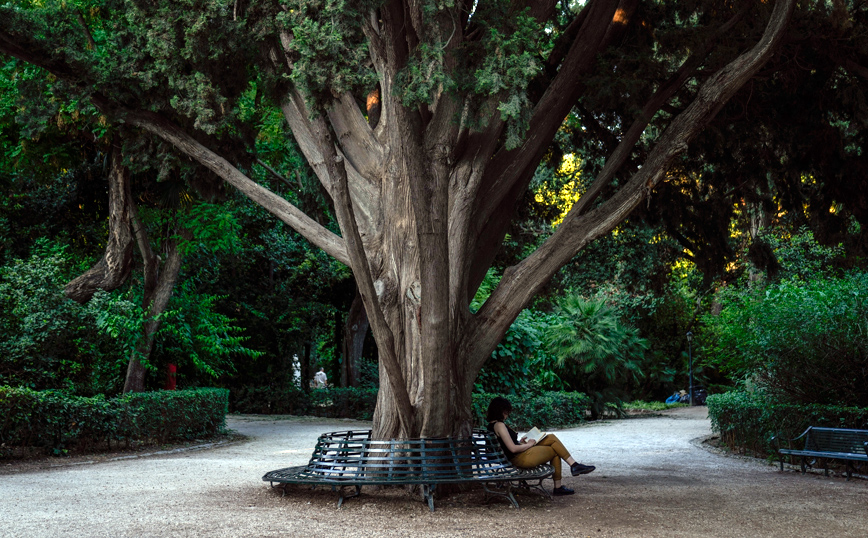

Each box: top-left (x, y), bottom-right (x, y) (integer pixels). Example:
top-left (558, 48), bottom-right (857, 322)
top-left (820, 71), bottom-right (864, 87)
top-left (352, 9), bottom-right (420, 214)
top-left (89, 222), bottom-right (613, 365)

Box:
top-left (255, 471), bottom-right (703, 514)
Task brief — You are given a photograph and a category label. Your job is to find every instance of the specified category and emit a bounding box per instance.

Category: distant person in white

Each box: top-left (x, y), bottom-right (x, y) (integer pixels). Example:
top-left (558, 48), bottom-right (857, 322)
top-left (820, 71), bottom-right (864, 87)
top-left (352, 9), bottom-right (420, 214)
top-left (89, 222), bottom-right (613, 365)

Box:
top-left (314, 367), bottom-right (328, 388)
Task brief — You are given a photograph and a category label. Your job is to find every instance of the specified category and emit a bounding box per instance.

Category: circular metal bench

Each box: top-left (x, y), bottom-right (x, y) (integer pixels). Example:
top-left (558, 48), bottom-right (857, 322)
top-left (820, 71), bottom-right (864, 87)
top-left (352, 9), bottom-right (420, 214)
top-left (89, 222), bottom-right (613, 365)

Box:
top-left (263, 429), bottom-right (553, 511)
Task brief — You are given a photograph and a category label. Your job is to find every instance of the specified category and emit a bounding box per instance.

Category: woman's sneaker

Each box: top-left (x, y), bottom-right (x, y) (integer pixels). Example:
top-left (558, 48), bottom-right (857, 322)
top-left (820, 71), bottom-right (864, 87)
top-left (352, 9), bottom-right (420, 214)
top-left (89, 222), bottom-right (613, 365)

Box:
top-left (552, 486), bottom-right (575, 496)
top-left (570, 462), bottom-right (596, 476)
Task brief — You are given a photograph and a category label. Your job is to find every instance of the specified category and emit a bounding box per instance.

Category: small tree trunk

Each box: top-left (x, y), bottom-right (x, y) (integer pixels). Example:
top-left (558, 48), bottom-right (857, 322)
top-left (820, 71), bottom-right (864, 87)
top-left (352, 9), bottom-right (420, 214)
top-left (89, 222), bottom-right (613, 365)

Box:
top-left (301, 342), bottom-right (313, 392)
top-left (341, 291), bottom-right (368, 387)
top-left (122, 231), bottom-right (186, 393)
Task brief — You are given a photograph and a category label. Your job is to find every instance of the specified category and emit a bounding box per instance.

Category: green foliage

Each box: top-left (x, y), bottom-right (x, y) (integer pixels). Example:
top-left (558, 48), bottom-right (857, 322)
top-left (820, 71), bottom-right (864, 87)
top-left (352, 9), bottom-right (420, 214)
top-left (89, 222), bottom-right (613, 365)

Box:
top-left (544, 295), bottom-right (648, 418)
top-left (0, 386), bottom-right (228, 457)
top-left (473, 11), bottom-right (545, 149)
top-left (0, 240), bottom-right (125, 393)
top-left (0, 236), bottom-right (259, 394)
top-left (703, 272), bottom-right (868, 407)
top-left (154, 283), bottom-right (263, 381)
top-left (475, 308), bottom-right (551, 395)
top-left (471, 391), bottom-right (591, 430)
top-left (472, 270), bottom-right (558, 395)
top-left (707, 391), bottom-right (868, 458)
top-left (177, 201), bottom-right (243, 256)
top-left (396, 41), bottom-right (457, 109)
top-left (115, 0), bottom-right (260, 135)
top-left (278, 0), bottom-right (377, 109)
top-left (624, 400), bottom-right (686, 411)
top-left (761, 227), bottom-right (845, 281)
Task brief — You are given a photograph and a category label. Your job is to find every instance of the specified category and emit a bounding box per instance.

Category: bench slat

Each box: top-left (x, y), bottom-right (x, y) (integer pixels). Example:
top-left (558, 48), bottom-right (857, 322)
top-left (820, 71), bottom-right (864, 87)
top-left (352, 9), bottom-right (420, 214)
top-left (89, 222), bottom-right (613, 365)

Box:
top-left (777, 426), bottom-right (868, 479)
top-left (264, 429), bottom-right (555, 510)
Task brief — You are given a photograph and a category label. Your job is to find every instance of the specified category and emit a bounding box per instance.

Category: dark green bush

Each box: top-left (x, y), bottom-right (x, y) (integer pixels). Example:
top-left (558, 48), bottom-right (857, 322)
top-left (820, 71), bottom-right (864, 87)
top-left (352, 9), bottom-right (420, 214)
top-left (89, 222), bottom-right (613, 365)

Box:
top-left (230, 386), bottom-right (589, 428)
top-left (306, 387), bottom-right (378, 420)
top-left (230, 385), bottom-right (308, 415)
top-left (704, 272), bottom-right (868, 408)
top-left (230, 386), bottom-right (377, 421)
top-left (0, 386), bottom-right (228, 457)
top-left (707, 391), bottom-right (868, 457)
top-left (472, 391), bottom-right (591, 430)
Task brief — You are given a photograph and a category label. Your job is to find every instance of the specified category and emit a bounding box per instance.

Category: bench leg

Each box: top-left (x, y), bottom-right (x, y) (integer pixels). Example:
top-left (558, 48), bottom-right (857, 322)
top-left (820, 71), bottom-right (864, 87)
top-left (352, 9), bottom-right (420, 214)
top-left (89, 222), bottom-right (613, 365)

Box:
top-left (800, 457), bottom-right (806, 474)
top-left (422, 484), bottom-right (436, 512)
top-left (336, 485), bottom-right (361, 509)
top-left (482, 482), bottom-right (520, 509)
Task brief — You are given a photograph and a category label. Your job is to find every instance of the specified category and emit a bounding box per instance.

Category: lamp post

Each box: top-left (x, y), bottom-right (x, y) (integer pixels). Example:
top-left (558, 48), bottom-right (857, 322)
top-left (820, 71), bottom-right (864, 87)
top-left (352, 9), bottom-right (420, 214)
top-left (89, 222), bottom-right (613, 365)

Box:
top-left (686, 331), bottom-right (694, 406)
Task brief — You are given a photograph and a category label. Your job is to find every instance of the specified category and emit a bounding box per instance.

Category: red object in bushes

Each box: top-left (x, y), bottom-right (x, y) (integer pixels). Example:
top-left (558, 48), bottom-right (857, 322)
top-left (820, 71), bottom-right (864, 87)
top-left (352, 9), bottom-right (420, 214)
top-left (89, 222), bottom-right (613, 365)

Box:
top-left (165, 363), bottom-right (177, 390)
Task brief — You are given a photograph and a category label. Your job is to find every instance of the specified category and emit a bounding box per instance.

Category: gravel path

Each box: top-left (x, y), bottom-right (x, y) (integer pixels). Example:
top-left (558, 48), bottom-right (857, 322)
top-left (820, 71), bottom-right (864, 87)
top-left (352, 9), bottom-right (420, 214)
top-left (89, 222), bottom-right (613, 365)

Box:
top-left (2, 407), bottom-right (866, 538)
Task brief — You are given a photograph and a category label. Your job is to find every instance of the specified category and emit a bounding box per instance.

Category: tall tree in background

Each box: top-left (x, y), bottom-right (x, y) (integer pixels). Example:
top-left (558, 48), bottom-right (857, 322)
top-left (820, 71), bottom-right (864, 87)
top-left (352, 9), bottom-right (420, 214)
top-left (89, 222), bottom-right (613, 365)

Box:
top-left (0, 0), bottom-right (796, 437)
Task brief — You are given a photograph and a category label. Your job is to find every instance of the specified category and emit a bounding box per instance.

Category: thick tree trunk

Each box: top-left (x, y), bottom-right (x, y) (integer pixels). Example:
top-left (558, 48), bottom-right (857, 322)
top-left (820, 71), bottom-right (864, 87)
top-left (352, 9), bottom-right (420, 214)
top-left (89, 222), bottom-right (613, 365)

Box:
top-left (65, 145), bottom-right (134, 303)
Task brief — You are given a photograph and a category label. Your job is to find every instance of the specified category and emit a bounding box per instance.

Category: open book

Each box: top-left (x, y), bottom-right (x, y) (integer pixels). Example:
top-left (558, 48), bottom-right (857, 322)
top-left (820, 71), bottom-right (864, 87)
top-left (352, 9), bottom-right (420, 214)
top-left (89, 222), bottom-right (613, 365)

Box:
top-left (524, 426), bottom-right (548, 443)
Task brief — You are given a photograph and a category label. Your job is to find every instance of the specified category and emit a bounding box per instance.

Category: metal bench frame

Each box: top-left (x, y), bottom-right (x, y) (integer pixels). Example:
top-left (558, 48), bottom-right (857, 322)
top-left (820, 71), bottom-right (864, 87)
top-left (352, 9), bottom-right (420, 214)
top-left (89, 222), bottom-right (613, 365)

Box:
top-left (775, 426), bottom-right (868, 480)
top-left (263, 429), bottom-right (554, 511)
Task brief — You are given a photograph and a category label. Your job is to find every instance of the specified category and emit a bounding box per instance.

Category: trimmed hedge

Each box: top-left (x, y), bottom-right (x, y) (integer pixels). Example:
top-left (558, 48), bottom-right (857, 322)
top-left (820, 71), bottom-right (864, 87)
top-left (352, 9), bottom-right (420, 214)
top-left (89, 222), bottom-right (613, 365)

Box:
top-left (472, 392), bottom-right (591, 430)
top-left (707, 391), bottom-right (868, 457)
top-left (231, 386), bottom-right (591, 430)
top-left (230, 386), bottom-right (377, 421)
top-left (0, 386), bottom-right (228, 457)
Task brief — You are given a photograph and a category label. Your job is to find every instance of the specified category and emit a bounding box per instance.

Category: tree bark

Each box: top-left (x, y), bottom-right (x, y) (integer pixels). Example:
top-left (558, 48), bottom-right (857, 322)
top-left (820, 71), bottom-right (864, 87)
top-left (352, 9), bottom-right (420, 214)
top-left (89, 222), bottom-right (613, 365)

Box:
top-left (64, 145), bottom-right (134, 303)
top-left (123, 230), bottom-right (188, 393)
top-left (341, 291), bottom-right (369, 387)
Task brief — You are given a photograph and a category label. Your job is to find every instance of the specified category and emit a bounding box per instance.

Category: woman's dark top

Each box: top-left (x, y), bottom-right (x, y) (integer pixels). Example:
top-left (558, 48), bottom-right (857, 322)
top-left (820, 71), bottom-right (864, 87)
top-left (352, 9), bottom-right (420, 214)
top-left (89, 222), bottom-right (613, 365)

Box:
top-left (487, 420), bottom-right (519, 458)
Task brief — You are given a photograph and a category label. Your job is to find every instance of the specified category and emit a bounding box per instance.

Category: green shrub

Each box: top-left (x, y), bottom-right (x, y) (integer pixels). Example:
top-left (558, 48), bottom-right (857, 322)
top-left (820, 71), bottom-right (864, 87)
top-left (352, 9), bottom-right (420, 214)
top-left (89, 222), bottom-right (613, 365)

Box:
top-left (704, 272), bottom-right (868, 408)
top-left (472, 391), bottom-right (591, 430)
top-left (230, 384), bottom-right (307, 415)
top-left (707, 391), bottom-right (868, 458)
top-left (0, 242), bottom-right (129, 393)
top-left (306, 387), bottom-right (378, 421)
top-left (120, 388), bottom-right (229, 443)
top-left (230, 385), bottom-right (377, 421)
top-left (0, 386), bottom-right (228, 457)
top-left (624, 400), bottom-right (686, 411)
top-left (543, 295), bottom-right (648, 419)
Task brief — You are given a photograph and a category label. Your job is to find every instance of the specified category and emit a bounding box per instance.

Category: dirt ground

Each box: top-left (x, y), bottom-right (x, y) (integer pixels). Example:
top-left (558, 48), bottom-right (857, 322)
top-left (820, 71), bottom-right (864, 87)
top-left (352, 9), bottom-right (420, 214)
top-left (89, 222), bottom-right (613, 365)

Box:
top-left (2, 407), bottom-right (866, 538)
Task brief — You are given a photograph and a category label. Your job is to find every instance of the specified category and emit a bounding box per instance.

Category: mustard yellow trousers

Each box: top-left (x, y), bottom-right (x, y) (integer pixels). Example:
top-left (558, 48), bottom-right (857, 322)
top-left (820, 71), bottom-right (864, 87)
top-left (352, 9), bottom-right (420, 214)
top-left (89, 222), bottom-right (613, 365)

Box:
top-left (509, 434), bottom-right (572, 480)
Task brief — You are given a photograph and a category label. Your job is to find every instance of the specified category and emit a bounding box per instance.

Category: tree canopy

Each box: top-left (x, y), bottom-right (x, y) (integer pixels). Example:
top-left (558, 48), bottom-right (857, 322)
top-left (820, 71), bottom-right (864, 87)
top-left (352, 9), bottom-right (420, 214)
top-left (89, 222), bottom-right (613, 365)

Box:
top-left (2, 0), bottom-right (844, 437)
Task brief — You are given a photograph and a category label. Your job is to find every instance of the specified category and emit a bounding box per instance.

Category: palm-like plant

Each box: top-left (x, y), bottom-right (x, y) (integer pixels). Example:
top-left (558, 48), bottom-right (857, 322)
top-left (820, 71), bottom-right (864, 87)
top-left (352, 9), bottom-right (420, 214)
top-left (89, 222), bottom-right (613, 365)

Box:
top-left (545, 295), bottom-right (648, 419)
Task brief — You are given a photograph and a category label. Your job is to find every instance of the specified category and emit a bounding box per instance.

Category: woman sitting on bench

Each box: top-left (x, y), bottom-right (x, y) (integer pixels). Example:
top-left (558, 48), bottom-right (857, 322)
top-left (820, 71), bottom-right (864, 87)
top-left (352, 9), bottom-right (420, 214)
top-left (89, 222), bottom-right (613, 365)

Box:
top-left (487, 396), bottom-right (595, 496)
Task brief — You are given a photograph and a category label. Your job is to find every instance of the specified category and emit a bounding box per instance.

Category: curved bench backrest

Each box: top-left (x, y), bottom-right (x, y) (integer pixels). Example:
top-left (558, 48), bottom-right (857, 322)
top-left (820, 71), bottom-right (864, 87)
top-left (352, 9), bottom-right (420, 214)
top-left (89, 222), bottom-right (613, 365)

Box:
top-left (302, 429), bottom-right (519, 482)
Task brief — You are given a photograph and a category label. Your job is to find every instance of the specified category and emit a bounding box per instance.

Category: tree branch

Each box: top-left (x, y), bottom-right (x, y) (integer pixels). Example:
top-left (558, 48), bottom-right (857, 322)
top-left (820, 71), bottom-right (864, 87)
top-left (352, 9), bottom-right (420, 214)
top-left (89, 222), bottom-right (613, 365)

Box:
top-left (326, 92), bottom-right (385, 182)
top-left (255, 158), bottom-right (295, 190)
top-left (64, 145), bottom-right (134, 303)
top-left (309, 110), bottom-right (417, 435)
top-left (572, 4), bottom-right (750, 217)
top-left (74, 9), bottom-right (97, 51)
top-left (842, 58), bottom-right (868, 81)
top-left (465, 0), bottom-right (797, 373)
top-left (121, 108), bottom-right (352, 267)
top-left (462, 0), bottom-right (625, 302)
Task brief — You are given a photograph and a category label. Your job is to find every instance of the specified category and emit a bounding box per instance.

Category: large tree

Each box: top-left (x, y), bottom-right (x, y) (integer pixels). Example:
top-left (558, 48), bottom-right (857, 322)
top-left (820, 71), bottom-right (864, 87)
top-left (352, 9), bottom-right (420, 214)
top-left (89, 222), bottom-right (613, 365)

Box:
top-left (1, 0), bottom-right (796, 437)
